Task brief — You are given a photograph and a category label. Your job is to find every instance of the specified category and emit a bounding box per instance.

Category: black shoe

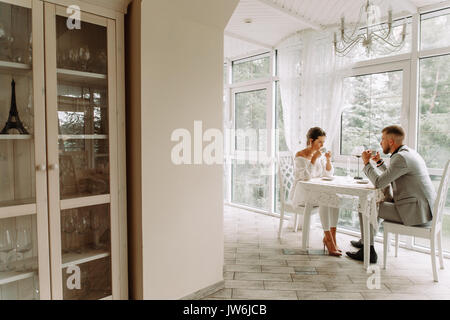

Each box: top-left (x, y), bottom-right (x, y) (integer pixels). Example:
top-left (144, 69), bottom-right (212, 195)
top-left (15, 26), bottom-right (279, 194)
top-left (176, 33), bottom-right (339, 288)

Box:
top-left (346, 246), bottom-right (378, 264)
top-left (350, 239), bottom-right (363, 249)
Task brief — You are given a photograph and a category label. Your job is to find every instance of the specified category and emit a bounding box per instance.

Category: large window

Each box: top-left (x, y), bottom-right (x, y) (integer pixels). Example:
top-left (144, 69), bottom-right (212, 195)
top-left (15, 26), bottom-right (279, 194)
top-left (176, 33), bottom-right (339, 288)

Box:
top-left (418, 54), bottom-right (450, 169)
top-left (232, 54), bottom-right (270, 84)
top-left (225, 53), bottom-right (276, 212)
top-left (341, 70), bottom-right (403, 155)
top-left (225, 52), bottom-right (288, 214)
top-left (420, 8), bottom-right (450, 50)
top-left (231, 87), bottom-right (270, 210)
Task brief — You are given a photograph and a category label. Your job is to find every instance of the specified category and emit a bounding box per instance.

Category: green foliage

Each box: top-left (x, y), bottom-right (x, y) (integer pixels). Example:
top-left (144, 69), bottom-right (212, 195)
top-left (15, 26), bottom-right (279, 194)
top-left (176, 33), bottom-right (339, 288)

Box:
top-left (232, 57), bottom-right (270, 84)
top-left (418, 55), bottom-right (450, 169)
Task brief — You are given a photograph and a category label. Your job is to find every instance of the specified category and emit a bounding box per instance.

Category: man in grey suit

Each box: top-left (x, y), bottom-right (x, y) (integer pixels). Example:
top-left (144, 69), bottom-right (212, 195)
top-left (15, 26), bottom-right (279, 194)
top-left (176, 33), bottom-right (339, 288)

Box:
top-left (346, 125), bottom-right (436, 263)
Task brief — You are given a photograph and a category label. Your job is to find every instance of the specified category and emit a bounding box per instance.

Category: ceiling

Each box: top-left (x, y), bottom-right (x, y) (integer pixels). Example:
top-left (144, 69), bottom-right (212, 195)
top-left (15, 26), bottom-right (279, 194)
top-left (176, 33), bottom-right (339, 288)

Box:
top-left (224, 0), bottom-right (446, 59)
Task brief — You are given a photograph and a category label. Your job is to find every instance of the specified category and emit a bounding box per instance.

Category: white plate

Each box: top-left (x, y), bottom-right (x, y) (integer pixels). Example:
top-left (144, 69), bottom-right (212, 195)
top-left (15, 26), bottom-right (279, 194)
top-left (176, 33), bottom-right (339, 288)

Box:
top-left (356, 180), bottom-right (369, 184)
top-left (321, 177), bottom-right (334, 181)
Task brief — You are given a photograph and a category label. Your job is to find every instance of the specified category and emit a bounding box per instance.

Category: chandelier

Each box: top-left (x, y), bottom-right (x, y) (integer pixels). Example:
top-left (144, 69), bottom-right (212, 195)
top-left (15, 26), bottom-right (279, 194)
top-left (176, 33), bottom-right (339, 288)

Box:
top-left (333, 0), bottom-right (407, 56)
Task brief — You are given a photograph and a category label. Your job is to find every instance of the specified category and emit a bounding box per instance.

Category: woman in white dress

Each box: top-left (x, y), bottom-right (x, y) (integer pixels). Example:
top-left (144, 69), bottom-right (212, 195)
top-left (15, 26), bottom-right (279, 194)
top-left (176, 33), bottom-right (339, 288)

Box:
top-left (289, 127), bottom-right (341, 256)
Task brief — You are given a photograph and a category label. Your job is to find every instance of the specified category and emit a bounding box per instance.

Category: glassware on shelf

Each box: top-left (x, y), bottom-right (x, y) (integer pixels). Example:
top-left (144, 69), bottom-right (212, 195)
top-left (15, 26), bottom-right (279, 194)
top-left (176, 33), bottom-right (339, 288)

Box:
top-left (0, 22), bottom-right (7, 61)
top-left (90, 211), bottom-right (103, 250)
top-left (33, 274), bottom-right (40, 300)
top-left (27, 32), bottom-right (32, 65)
top-left (62, 210), bottom-right (76, 253)
top-left (79, 47), bottom-right (91, 72)
top-left (75, 210), bottom-right (90, 253)
top-left (68, 48), bottom-right (79, 69)
top-left (96, 49), bottom-right (107, 74)
top-left (0, 225), bottom-right (15, 272)
top-left (15, 227), bottom-right (32, 272)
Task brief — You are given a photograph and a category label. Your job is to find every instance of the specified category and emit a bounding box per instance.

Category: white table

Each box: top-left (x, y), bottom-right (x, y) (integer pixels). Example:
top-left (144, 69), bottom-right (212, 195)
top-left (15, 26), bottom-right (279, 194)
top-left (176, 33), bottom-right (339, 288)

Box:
top-left (298, 176), bottom-right (384, 270)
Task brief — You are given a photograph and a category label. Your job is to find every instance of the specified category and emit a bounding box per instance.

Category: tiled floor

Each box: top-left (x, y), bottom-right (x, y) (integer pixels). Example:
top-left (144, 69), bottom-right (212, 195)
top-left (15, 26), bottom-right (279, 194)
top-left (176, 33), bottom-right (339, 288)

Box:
top-left (204, 206), bottom-right (450, 300)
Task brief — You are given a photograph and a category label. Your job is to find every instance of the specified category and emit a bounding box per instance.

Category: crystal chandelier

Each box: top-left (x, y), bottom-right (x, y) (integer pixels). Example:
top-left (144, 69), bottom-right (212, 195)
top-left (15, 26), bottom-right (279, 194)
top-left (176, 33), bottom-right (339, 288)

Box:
top-left (333, 0), bottom-right (407, 56)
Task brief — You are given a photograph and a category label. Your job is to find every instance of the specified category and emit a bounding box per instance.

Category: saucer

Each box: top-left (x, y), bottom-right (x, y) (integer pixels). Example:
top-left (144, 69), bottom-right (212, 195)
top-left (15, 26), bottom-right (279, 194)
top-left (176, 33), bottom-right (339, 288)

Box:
top-left (321, 177), bottom-right (334, 181)
top-left (356, 180), bottom-right (369, 184)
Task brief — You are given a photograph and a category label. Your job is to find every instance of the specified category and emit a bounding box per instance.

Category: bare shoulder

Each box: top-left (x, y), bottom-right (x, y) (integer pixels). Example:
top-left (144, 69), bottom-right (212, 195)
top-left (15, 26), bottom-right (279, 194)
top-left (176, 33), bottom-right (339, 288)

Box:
top-left (295, 149), bottom-right (308, 158)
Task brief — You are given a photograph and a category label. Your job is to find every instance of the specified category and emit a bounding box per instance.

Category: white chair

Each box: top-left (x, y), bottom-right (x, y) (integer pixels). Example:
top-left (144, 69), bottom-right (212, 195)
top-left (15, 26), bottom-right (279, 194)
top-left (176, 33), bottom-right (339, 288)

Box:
top-left (383, 160), bottom-right (450, 282)
top-left (277, 154), bottom-right (318, 249)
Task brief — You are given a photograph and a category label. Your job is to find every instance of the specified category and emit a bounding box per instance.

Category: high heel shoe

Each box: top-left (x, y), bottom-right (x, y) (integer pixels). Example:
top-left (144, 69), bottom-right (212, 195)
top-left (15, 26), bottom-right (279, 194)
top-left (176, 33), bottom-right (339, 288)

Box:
top-left (330, 227), bottom-right (342, 253)
top-left (322, 231), bottom-right (341, 257)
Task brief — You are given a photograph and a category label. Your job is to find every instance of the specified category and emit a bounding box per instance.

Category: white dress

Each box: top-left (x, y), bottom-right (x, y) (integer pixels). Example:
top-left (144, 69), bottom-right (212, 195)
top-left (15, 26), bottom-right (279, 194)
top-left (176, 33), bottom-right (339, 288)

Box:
top-left (289, 155), bottom-right (334, 207)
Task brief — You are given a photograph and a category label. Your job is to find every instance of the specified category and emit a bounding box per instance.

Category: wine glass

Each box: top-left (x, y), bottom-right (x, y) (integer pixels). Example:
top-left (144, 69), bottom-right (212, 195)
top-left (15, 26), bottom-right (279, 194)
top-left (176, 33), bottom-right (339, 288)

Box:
top-left (69, 48), bottom-right (79, 69)
top-left (0, 23), bottom-right (7, 61)
top-left (27, 32), bottom-right (32, 65)
top-left (75, 211), bottom-right (90, 253)
top-left (16, 227), bottom-right (32, 272)
top-left (90, 211), bottom-right (102, 250)
top-left (0, 226), bottom-right (14, 272)
top-left (33, 274), bottom-right (40, 300)
top-left (63, 211), bottom-right (76, 253)
top-left (352, 146), bottom-right (365, 180)
top-left (80, 47), bottom-right (91, 72)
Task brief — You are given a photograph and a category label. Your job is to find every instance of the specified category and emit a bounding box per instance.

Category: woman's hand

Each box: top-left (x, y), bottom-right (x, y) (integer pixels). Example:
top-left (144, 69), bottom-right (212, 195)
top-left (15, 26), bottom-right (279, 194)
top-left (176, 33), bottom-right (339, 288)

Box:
top-left (325, 151), bottom-right (332, 161)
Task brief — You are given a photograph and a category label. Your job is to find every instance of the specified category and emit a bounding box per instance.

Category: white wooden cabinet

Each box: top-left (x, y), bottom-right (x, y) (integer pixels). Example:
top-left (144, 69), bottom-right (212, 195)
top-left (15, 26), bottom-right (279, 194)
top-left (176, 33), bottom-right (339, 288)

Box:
top-left (0, 0), bottom-right (127, 300)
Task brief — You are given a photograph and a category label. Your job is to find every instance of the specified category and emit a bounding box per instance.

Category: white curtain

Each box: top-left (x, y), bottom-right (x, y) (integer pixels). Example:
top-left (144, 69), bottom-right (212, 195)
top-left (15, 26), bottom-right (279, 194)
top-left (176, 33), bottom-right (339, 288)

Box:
top-left (277, 34), bottom-right (303, 153)
top-left (278, 29), bottom-right (354, 153)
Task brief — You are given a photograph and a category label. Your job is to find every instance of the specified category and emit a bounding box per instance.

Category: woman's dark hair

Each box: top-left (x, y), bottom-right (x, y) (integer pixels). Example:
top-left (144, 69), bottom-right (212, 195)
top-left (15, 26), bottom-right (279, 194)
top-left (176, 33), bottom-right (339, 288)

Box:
top-left (306, 127), bottom-right (326, 146)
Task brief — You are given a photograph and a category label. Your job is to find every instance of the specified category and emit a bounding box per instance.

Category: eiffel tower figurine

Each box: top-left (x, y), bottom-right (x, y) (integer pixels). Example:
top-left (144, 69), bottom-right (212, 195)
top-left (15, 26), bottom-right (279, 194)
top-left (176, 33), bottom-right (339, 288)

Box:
top-left (1, 79), bottom-right (29, 135)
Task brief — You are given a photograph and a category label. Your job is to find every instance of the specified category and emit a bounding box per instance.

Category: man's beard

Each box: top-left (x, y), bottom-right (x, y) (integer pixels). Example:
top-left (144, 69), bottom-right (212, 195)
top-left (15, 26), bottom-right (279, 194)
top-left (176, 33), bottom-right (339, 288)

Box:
top-left (382, 146), bottom-right (390, 154)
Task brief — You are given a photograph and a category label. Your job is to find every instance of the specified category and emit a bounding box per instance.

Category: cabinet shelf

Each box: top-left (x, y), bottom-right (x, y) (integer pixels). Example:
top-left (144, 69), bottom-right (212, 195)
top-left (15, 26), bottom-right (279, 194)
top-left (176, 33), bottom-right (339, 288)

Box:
top-left (58, 134), bottom-right (108, 140)
top-left (0, 199), bottom-right (36, 219)
top-left (0, 256), bottom-right (38, 286)
top-left (0, 134), bottom-right (33, 140)
top-left (61, 249), bottom-right (110, 268)
top-left (0, 270), bottom-right (36, 286)
top-left (0, 60), bottom-right (32, 74)
top-left (57, 68), bottom-right (107, 86)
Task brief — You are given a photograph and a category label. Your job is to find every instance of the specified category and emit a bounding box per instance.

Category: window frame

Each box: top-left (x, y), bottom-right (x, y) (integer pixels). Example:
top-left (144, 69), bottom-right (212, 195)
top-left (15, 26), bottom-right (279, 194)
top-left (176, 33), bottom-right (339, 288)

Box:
top-left (225, 50), bottom-right (280, 214)
top-left (334, 60), bottom-right (411, 165)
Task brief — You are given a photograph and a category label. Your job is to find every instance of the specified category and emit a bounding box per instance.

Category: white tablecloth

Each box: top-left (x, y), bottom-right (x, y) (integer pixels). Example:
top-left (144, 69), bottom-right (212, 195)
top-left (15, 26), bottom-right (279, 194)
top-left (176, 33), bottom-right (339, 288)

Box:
top-left (297, 176), bottom-right (385, 230)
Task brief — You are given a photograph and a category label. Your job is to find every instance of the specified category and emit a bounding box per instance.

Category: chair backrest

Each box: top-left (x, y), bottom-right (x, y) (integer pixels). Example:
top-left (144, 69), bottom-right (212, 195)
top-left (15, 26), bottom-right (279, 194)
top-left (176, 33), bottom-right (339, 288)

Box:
top-left (277, 153), bottom-right (295, 203)
top-left (432, 160), bottom-right (450, 230)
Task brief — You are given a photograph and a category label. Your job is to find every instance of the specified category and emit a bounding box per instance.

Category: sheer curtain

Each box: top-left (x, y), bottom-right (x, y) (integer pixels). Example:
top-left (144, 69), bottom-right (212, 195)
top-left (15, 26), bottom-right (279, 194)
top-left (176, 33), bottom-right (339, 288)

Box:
top-left (277, 34), bottom-right (303, 153)
top-left (277, 30), bottom-right (353, 154)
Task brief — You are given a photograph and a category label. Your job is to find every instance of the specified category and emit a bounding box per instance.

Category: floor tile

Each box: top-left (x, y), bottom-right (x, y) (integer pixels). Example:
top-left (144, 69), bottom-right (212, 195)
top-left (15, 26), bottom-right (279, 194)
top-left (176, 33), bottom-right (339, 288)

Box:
top-left (297, 291), bottom-right (364, 300)
top-left (219, 206), bottom-right (450, 301)
top-left (234, 272), bottom-right (293, 282)
top-left (232, 289), bottom-right (298, 300)
top-left (264, 281), bottom-right (327, 292)
top-left (224, 280), bottom-right (264, 289)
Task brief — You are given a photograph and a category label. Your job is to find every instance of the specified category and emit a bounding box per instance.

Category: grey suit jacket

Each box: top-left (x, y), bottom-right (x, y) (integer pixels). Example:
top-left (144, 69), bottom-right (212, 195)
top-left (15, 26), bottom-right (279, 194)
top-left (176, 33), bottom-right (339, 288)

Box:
top-left (363, 145), bottom-right (436, 226)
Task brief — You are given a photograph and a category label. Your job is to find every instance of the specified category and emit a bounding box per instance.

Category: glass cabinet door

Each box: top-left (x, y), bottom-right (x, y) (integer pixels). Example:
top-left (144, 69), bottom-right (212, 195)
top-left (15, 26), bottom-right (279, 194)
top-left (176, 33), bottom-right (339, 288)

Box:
top-left (45, 4), bottom-right (117, 300)
top-left (0, 0), bottom-right (50, 300)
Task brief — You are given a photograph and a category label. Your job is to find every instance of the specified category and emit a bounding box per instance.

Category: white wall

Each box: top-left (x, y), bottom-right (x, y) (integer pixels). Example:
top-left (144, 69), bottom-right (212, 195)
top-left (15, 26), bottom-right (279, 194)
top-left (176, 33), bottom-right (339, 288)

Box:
top-left (140, 0), bottom-right (238, 299)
